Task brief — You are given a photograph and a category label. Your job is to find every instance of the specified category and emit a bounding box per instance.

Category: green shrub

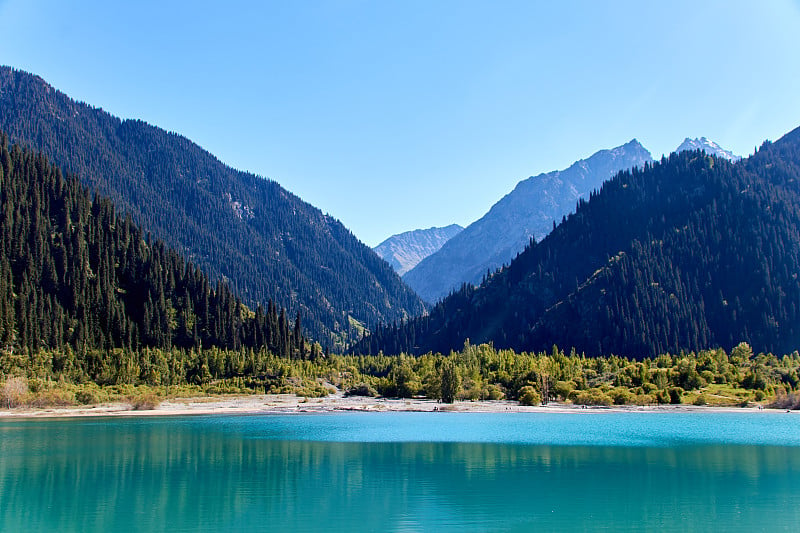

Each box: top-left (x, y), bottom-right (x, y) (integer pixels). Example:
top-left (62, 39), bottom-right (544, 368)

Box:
top-left (439, 360), bottom-right (460, 403)
top-left (668, 387), bottom-right (684, 404)
top-left (295, 382), bottom-right (331, 398)
top-left (693, 394), bottom-right (708, 406)
top-left (632, 393), bottom-right (657, 405)
top-left (129, 392), bottom-right (162, 410)
top-left (29, 388), bottom-right (75, 407)
top-left (566, 390), bottom-right (579, 402)
top-left (484, 383), bottom-right (505, 400)
top-left (345, 383), bottom-right (378, 397)
top-left (518, 386), bottom-right (541, 406)
top-left (609, 387), bottom-right (632, 405)
top-left (553, 380), bottom-right (575, 400)
top-left (573, 388), bottom-right (613, 406)
top-left (457, 386), bottom-right (482, 401)
top-left (75, 388), bottom-right (100, 405)
top-left (203, 380), bottom-right (250, 394)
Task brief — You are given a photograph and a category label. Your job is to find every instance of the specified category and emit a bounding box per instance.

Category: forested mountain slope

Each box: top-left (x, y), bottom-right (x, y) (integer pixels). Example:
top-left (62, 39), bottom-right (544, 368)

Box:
top-left (403, 140), bottom-right (652, 303)
top-left (0, 67), bottom-right (424, 347)
top-left (0, 138), bottom-right (314, 373)
top-left (355, 126), bottom-right (800, 358)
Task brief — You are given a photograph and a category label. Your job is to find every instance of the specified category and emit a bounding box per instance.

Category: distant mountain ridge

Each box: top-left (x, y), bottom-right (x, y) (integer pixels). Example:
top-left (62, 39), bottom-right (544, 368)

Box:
top-left (355, 125), bottom-right (800, 358)
top-left (403, 139), bottom-right (653, 302)
top-left (0, 66), bottom-right (425, 347)
top-left (676, 137), bottom-right (741, 161)
top-left (374, 225), bottom-right (463, 275)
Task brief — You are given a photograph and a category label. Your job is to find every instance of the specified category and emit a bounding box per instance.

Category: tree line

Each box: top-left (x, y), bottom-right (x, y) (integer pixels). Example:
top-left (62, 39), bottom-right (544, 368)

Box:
top-left (3, 340), bottom-right (797, 409)
top-left (0, 136), bottom-right (319, 380)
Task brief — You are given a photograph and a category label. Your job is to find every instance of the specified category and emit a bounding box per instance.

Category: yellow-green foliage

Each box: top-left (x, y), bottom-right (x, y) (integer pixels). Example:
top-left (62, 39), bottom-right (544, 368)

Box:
top-left (2, 342), bottom-right (799, 409)
top-left (129, 391), bottom-right (162, 411)
top-left (2, 376), bottom-right (29, 408)
top-left (345, 383), bottom-right (379, 397)
top-left (518, 386), bottom-right (541, 406)
top-left (570, 388), bottom-right (613, 406)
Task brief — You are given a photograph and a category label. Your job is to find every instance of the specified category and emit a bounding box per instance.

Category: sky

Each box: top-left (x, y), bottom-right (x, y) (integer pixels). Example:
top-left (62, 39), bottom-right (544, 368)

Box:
top-left (1, 1), bottom-right (799, 246)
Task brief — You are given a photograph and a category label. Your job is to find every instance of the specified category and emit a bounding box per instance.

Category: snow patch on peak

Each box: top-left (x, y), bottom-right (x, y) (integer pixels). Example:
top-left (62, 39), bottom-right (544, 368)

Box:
top-left (676, 137), bottom-right (741, 162)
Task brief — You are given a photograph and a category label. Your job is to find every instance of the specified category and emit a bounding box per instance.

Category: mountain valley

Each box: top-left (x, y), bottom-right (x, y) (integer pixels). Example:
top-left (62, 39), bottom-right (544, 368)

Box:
top-left (0, 67), bottom-right (425, 348)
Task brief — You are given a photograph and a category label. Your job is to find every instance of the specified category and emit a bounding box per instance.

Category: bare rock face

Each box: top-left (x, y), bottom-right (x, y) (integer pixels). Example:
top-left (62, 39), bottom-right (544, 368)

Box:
top-left (374, 224), bottom-right (463, 276)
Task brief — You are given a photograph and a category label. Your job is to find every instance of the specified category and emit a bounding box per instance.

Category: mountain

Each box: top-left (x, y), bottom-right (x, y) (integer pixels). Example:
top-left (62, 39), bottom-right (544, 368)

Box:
top-left (374, 224), bottom-right (463, 275)
top-left (0, 67), bottom-right (425, 347)
top-left (0, 137), bottom-right (314, 373)
top-left (355, 126), bottom-right (800, 358)
top-left (676, 137), bottom-right (741, 161)
top-left (402, 140), bottom-right (653, 303)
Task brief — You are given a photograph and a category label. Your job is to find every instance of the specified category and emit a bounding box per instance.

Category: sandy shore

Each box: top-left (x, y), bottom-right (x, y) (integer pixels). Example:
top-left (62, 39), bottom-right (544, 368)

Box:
top-left (0, 392), bottom-right (779, 418)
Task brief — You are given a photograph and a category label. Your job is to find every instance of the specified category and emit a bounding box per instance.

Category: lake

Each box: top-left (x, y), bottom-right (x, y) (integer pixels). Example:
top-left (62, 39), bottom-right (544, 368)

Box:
top-left (1, 411), bottom-right (799, 532)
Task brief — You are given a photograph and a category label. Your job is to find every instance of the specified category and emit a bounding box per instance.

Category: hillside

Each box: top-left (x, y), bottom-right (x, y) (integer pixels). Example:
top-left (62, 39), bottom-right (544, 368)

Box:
top-left (403, 140), bottom-right (652, 302)
top-left (355, 126), bottom-right (800, 358)
top-left (0, 138), bottom-right (316, 379)
top-left (0, 67), bottom-right (425, 347)
top-left (374, 224), bottom-right (463, 275)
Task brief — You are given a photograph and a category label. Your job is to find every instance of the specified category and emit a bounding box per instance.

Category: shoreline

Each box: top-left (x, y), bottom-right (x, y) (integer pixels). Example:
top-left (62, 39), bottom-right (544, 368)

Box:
top-left (0, 393), bottom-right (784, 419)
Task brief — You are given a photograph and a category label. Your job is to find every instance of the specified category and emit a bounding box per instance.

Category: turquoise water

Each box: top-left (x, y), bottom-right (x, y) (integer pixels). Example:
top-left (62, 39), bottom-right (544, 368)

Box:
top-left (1, 411), bottom-right (799, 532)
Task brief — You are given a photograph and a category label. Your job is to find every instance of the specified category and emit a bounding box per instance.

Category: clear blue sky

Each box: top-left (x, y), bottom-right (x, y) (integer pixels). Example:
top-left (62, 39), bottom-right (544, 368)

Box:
top-left (1, 1), bottom-right (799, 246)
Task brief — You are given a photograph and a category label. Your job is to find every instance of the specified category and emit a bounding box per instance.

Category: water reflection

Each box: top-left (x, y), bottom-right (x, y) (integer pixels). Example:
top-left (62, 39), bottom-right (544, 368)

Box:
top-left (1, 415), bottom-right (799, 532)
